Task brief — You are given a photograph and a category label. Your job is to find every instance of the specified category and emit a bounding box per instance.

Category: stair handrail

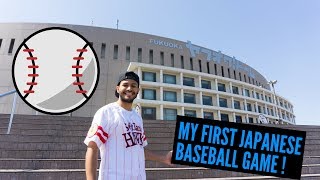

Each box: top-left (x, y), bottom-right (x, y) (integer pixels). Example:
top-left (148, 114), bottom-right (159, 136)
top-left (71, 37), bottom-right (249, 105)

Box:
top-left (0, 90), bottom-right (18, 134)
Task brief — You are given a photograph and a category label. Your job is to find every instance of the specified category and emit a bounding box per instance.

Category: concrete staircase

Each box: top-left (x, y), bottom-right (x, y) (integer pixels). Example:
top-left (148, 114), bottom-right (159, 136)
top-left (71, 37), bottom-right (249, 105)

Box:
top-left (0, 114), bottom-right (319, 180)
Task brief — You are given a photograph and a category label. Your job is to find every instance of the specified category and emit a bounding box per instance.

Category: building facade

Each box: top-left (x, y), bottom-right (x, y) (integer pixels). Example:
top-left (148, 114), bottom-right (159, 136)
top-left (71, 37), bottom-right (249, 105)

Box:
top-left (0, 23), bottom-right (295, 124)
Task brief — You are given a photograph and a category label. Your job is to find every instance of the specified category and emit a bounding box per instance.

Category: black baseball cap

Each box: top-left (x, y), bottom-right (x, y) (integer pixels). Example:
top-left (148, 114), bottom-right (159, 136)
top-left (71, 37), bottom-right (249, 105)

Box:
top-left (115, 71), bottom-right (140, 98)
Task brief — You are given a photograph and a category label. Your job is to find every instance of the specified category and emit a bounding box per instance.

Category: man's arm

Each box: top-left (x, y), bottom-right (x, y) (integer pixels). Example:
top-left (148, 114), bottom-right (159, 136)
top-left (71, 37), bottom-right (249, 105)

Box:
top-left (144, 149), bottom-right (173, 166)
top-left (85, 141), bottom-right (99, 180)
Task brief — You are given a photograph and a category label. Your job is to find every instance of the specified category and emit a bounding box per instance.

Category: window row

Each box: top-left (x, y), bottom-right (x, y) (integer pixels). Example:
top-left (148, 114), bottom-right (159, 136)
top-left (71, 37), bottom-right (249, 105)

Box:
top-left (141, 106), bottom-right (257, 123)
top-left (142, 71), bottom-right (288, 107)
top-left (142, 89), bottom-right (279, 116)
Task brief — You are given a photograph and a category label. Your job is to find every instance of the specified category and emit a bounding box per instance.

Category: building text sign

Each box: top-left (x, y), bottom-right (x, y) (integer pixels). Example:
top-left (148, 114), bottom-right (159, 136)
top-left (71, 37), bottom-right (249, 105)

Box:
top-left (172, 116), bottom-right (306, 179)
top-left (149, 39), bottom-right (256, 78)
top-left (186, 41), bottom-right (256, 78)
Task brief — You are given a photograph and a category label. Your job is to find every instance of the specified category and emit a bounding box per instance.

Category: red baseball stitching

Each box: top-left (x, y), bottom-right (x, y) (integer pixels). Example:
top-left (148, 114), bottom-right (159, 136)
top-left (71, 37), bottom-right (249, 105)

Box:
top-left (23, 48), bottom-right (39, 95)
top-left (72, 47), bottom-right (88, 95)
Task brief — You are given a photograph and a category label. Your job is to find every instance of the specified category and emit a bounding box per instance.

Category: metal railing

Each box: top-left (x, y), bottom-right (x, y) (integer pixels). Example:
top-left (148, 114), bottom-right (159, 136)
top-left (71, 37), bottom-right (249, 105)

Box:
top-left (0, 90), bottom-right (18, 134)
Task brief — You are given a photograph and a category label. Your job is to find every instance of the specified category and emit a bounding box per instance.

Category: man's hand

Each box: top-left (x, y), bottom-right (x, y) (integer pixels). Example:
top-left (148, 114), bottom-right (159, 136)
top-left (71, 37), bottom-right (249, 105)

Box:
top-left (162, 150), bottom-right (173, 166)
top-left (145, 149), bottom-right (174, 166)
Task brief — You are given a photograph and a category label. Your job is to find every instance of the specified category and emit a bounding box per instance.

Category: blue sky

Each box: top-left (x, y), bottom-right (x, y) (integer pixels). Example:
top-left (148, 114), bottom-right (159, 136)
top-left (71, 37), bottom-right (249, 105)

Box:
top-left (1, 0), bottom-right (319, 125)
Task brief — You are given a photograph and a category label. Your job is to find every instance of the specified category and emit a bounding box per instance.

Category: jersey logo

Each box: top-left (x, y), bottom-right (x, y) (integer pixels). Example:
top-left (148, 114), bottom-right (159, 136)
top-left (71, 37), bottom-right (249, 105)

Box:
top-left (87, 123), bottom-right (98, 138)
top-left (122, 122), bottom-right (145, 148)
top-left (122, 132), bottom-right (144, 148)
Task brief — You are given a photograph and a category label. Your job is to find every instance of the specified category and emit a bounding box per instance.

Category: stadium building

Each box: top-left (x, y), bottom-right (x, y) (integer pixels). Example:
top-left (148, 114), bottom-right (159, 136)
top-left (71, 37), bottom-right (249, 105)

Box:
top-left (0, 23), bottom-right (295, 125)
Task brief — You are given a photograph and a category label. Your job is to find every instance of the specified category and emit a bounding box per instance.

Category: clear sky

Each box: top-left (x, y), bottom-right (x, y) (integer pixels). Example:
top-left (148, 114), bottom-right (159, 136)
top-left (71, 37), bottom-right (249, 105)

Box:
top-left (1, 0), bottom-right (319, 125)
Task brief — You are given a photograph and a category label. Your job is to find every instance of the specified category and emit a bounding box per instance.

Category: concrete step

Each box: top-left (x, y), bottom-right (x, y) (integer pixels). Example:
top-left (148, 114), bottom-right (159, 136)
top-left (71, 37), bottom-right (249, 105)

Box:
top-left (2, 141), bottom-right (320, 154)
top-left (0, 128), bottom-right (86, 136)
top-left (0, 124), bottom-right (178, 133)
top-left (303, 156), bottom-right (320, 164)
top-left (0, 166), bottom-right (319, 180)
top-left (1, 113), bottom-right (320, 179)
top-left (0, 159), bottom-right (86, 169)
top-left (0, 142), bottom-right (86, 151)
top-left (1, 134), bottom-right (319, 145)
top-left (0, 115), bottom-right (175, 125)
top-left (1, 114), bottom-right (319, 129)
top-left (0, 170), bottom-right (86, 180)
top-left (0, 143), bottom-right (174, 152)
top-left (1, 148), bottom-right (319, 160)
top-left (0, 148), bottom-right (173, 159)
top-left (0, 129), bottom-right (177, 138)
top-left (0, 150), bottom-right (86, 159)
top-left (0, 134), bottom-right (174, 144)
top-left (0, 159), bottom-right (189, 169)
top-left (1, 157), bottom-right (319, 170)
top-left (0, 135), bottom-right (85, 143)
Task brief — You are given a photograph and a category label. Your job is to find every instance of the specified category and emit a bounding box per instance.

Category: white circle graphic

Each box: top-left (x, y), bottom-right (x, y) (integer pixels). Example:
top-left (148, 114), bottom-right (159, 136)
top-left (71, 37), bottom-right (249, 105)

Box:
top-left (12, 27), bottom-right (99, 115)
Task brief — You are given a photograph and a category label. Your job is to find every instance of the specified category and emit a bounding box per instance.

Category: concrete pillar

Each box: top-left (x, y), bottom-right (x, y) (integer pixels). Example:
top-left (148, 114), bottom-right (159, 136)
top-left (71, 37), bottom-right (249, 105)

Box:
top-left (160, 87), bottom-right (163, 101)
top-left (160, 104), bottom-right (163, 120)
top-left (160, 69), bottom-right (163, 83)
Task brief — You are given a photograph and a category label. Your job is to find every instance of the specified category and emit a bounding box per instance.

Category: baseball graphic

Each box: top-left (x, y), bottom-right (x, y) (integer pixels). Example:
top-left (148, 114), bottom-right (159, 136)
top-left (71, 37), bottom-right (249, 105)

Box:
top-left (12, 27), bottom-right (99, 115)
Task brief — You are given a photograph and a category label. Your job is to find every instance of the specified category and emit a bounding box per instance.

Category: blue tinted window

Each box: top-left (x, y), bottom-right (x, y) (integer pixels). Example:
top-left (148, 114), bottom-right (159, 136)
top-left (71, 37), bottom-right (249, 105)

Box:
top-left (163, 74), bottom-right (176, 84)
top-left (164, 91), bottom-right (177, 102)
top-left (183, 77), bottom-right (195, 87)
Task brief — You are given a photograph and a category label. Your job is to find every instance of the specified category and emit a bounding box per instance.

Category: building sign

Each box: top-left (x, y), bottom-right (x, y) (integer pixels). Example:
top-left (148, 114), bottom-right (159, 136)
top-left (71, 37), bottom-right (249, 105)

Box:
top-left (149, 39), bottom-right (183, 49)
top-left (186, 41), bottom-right (256, 78)
top-left (148, 39), bottom-right (256, 79)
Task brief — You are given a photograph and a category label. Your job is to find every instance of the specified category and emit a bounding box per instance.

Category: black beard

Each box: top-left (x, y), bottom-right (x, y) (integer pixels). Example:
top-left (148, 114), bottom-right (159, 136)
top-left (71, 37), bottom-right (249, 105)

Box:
top-left (119, 93), bottom-right (137, 103)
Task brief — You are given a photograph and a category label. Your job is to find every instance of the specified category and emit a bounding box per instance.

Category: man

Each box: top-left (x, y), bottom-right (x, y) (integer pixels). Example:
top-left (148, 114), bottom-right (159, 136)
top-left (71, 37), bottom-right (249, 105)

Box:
top-left (84, 71), bottom-right (172, 180)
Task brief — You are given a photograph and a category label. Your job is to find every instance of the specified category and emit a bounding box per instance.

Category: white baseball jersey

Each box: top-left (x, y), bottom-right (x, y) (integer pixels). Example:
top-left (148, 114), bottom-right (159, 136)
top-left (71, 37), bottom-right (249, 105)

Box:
top-left (84, 102), bottom-right (148, 180)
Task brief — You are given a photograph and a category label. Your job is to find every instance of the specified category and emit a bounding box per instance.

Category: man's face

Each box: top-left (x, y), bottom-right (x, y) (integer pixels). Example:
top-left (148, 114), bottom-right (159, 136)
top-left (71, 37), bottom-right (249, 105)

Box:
top-left (116, 79), bottom-right (139, 103)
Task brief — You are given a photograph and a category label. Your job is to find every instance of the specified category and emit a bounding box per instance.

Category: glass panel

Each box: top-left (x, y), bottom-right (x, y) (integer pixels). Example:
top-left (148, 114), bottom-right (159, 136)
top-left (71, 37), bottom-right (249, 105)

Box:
top-left (164, 91), bottom-right (177, 102)
top-left (236, 115), bottom-right (242, 123)
top-left (185, 110), bottom-right (196, 117)
top-left (142, 89), bottom-right (156, 100)
top-left (221, 114), bottom-right (229, 122)
top-left (218, 83), bottom-right (226, 92)
top-left (244, 89), bottom-right (250, 97)
top-left (204, 112), bottom-right (214, 120)
top-left (8, 39), bottom-right (15, 54)
top-left (164, 109), bottom-right (177, 120)
top-left (113, 45), bottom-right (118, 59)
top-left (163, 74), bottom-right (176, 84)
top-left (201, 80), bottom-right (211, 89)
top-left (183, 77), bottom-right (195, 87)
top-left (126, 46), bottom-right (130, 60)
top-left (234, 100), bottom-right (241, 109)
top-left (142, 107), bottom-right (156, 120)
top-left (202, 96), bottom-right (212, 106)
top-left (184, 93), bottom-right (195, 104)
top-left (219, 98), bottom-right (228, 108)
top-left (149, 49), bottom-right (153, 63)
top-left (160, 51), bottom-right (164, 65)
top-left (101, 43), bottom-right (106, 59)
top-left (232, 86), bottom-right (239, 94)
top-left (247, 103), bottom-right (252, 111)
top-left (138, 48), bottom-right (142, 62)
top-left (142, 72), bottom-right (156, 82)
